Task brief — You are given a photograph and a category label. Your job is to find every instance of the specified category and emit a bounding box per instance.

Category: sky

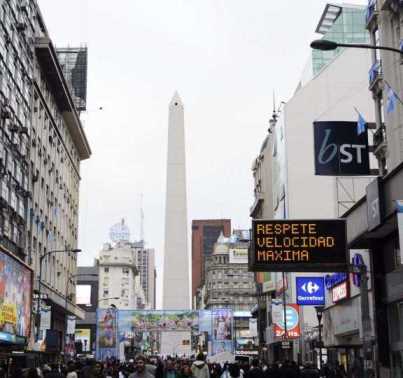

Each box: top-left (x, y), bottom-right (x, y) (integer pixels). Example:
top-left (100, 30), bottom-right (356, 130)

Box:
top-left (38, 0), bottom-right (366, 307)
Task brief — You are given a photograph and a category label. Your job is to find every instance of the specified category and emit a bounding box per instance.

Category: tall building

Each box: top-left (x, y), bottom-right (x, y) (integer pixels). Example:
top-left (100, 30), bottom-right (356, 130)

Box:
top-left (135, 247), bottom-right (156, 309)
top-left (191, 219), bottom-right (231, 302)
top-left (251, 2), bottom-right (375, 365)
top-left (163, 92), bottom-right (190, 310)
top-left (0, 0), bottom-right (91, 352)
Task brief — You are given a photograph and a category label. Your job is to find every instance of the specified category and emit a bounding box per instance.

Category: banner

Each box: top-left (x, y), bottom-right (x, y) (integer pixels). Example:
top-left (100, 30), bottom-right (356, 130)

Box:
top-left (96, 308), bottom-right (118, 360)
top-left (40, 305), bottom-right (51, 330)
top-left (67, 316), bottom-right (76, 335)
top-left (229, 248), bottom-right (248, 264)
top-left (249, 318), bottom-right (258, 337)
top-left (75, 328), bottom-right (91, 352)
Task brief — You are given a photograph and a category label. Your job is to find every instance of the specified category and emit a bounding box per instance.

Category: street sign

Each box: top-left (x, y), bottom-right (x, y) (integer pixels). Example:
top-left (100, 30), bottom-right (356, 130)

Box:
top-left (313, 121), bottom-right (370, 176)
top-left (296, 277), bottom-right (325, 306)
top-left (281, 341), bottom-right (291, 349)
top-left (250, 219), bottom-right (347, 272)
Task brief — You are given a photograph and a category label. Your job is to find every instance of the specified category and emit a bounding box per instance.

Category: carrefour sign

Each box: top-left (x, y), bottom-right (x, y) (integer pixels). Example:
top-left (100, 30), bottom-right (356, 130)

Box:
top-left (296, 277), bottom-right (325, 306)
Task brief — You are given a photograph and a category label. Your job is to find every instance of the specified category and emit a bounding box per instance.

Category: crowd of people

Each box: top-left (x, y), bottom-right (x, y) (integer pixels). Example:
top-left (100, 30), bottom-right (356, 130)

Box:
top-left (0, 354), bottom-right (352, 378)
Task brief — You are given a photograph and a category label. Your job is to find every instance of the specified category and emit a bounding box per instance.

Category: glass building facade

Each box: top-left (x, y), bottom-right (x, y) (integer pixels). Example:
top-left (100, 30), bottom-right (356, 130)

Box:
top-left (313, 6), bottom-right (369, 75)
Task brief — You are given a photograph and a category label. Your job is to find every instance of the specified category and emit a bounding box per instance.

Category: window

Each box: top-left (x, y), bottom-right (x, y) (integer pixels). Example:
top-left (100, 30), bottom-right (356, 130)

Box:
top-left (103, 289), bottom-right (109, 297)
top-left (104, 267), bottom-right (109, 273)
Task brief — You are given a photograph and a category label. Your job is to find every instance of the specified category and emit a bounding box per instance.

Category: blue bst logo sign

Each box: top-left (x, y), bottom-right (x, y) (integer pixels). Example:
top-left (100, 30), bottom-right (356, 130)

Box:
top-left (296, 277), bottom-right (325, 306)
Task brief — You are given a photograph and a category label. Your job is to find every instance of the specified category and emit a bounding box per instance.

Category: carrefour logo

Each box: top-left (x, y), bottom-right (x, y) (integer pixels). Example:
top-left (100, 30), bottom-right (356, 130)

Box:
top-left (296, 277), bottom-right (325, 306)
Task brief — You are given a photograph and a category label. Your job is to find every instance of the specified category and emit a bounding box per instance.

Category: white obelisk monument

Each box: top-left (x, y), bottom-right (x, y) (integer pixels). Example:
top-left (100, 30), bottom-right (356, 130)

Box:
top-left (162, 92), bottom-right (190, 310)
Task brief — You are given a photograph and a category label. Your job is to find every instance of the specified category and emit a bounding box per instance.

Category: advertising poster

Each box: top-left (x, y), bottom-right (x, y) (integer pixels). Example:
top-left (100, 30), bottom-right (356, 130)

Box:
top-left (0, 251), bottom-right (32, 341)
top-left (212, 340), bottom-right (234, 354)
top-left (118, 310), bottom-right (197, 332)
top-left (67, 316), bottom-right (76, 335)
top-left (212, 309), bottom-right (233, 341)
top-left (40, 305), bottom-right (51, 330)
top-left (76, 285), bottom-right (92, 306)
top-left (272, 304), bottom-right (300, 338)
top-left (75, 328), bottom-right (91, 352)
top-left (249, 318), bottom-right (258, 337)
top-left (96, 308), bottom-right (118, 360)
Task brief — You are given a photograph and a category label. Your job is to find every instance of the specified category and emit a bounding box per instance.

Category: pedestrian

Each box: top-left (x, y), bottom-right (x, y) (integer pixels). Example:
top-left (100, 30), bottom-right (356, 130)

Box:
top-left (228, 363), bottom-right (241, 378)
top-left (129, 356), bottom-right (155, 378)
top-left (300, 363), bottom-right (319, 378)
top-left (66, 361), bottom-right (78, 378)
top-left (164, 359), bottom-right (178, 378)
top-left (263, 363), bottom-right (281, 378)
top-left (245, 359), bottom-right (263, 378)
top-left (26, 368), bottom-right (40, 378)
top-left (191, 353), bottom-right (210, 378)
top-left (89, 362), bottom-right (104, 378)
top-left (44, 364), bottom-right (63, 378)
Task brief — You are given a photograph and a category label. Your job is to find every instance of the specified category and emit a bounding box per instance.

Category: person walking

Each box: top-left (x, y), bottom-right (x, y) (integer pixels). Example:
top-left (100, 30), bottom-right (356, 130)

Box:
top-left (129, 356), bottom-right (155, 378)
top-left (191, 354), bottom-right (210, 378)
top-left (66, 361), bottom-right (78, 378)
top-left (300, 363), bottom-right (319, 378)
top-left (245, 359), bottom-right (263, 378)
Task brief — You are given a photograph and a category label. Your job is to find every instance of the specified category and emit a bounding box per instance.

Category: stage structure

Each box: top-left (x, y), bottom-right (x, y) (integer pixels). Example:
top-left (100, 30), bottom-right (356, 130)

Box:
top-left (96, 309), bottom-right (234, 361)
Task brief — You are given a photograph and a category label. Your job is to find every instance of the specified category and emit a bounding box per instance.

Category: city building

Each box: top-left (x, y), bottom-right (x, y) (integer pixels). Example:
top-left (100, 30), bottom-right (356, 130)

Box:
top-left (0, 0), bottom-right (91, 352)
top-left (135, 246), bottom-right (156, 309)
top-left (98, 241), bottom-right (144, 310)
top-left (250, 2), bottom-right (376, 366)
top-left (191, 219), bottom-right (231, 304)
top-left (75, 266), bottom-right (98, 354)
top-left (163, 92), bottom-right (190, 310)
top-left (200, 230), bottom-right (257, 356)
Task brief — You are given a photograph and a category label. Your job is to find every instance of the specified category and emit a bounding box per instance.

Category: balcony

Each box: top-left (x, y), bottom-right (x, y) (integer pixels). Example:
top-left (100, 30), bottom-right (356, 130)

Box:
top-left (365, 0), bottom-right (378, 30)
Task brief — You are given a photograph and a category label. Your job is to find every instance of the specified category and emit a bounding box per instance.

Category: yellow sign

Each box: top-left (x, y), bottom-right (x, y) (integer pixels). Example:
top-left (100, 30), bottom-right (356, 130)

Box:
top-left (0, 304), bottom-right (17, 326)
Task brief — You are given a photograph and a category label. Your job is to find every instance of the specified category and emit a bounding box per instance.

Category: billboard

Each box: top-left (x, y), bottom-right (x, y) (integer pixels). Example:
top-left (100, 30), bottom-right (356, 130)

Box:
top-left (96, 308), bottom-right (118, 360)
top-left (75, 328), bottom-right (91, 352)
top-left (76, 285), bottom-right (91, 306)
top-left (296, 277), bottom-right (325, 306)
top-left (229, 248), bottom-right (248, 264)
top-left (0, 250), bottom-right (32, 342)
top-left (212, 309), bottom-right (234, 354)
top-left (313, 121), bottom-right (370, 176)
top-left (272, 304), bottom-right (300, 338)
top-left (251, 219), bottom-right (347, 272)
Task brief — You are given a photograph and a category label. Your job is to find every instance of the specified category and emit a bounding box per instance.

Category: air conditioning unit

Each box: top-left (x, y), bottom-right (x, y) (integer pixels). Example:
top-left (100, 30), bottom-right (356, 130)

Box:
top-left (16, 22), bottom-right (27, 32)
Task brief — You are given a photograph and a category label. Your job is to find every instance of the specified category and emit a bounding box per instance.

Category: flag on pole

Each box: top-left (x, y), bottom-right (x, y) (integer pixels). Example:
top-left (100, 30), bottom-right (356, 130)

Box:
top-left (356, 111), bottom-right (367, 135)
top-left (386, 82), bottom-right (399, 114)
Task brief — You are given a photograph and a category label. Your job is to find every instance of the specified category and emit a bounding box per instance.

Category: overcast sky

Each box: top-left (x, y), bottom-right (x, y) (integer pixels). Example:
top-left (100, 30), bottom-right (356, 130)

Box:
top-left (38, 0), bottom-right (366, 307)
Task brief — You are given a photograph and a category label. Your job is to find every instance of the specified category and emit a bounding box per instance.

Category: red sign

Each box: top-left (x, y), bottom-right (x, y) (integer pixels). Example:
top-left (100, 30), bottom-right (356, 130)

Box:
top-left (332, 281), bottom-right (349, 303)
top-left (273, 304), bottom-right (300, 339)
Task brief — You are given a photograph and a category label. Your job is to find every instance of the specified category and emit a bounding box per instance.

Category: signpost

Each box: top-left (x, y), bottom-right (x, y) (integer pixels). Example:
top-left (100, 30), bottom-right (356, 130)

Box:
top-left (296, 277), bottom-right (325, 306)
top-left (313, 121), bottom-right (370, 176)
top-left (250, 219), bottom-right (347, 272)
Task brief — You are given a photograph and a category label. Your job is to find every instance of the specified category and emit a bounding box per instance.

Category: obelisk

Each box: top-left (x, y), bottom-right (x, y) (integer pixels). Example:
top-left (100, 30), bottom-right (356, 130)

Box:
top-left (162, 91), bottom-right (190, 310)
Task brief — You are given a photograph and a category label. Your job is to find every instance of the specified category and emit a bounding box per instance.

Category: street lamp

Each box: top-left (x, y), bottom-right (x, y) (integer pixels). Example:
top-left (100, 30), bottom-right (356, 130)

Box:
top-left (315, 306), bottom-right (325, 370)
top-left (35, 248), bottom-right (81, 342)
top-left (310, 39), bottom-right (403, 55)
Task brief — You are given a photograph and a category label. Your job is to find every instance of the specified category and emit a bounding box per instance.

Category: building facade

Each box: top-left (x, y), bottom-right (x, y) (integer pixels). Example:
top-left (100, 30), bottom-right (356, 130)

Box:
top-left (191, 219), bottom-right (231, 302)
top-left (98, 241), bottom-right (144, 310)
top-left (250, 2), bottom-right (376, 367)
top-left (134, 246), bottom-right (156, 309)
top-left (0, 0), bottom-right (91, 352)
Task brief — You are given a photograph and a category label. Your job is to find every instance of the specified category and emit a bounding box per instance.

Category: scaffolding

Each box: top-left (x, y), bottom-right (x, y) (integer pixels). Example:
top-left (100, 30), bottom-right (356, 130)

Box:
top-left (56, 47), bottom-right (88, 112)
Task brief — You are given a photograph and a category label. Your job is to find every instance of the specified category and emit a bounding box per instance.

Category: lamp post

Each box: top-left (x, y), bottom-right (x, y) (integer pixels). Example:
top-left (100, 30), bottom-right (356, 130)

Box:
top-left (315, 306), bottom-right (325, 370)
top-left (35, 248), bottom-right (81, 342)
top-left (310, 39), bottom-right (403, 55)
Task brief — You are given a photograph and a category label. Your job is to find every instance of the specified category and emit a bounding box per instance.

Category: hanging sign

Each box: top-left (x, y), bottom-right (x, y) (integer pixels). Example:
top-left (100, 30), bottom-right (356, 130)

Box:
top-left (250, 219), bottom-right (347, 272)
top-left (296, 277), bottom-right (325, 306)
top-left (313, 121), bottom-right (370, 176)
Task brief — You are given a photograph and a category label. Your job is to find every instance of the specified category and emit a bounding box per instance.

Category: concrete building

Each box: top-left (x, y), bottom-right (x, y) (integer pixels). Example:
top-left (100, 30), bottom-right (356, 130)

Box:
top-left (98, 241), bottom-right (144, 310)
top-left (250, 2), bottom-right (377, 366)
top-left (0, 0), bottom-right (91, 352)
top-left (75, 266), bottom-right (98, 354)
top-left (163, 92), bottom-right (190, 310)
top-left (135, 247), bottom-right (156, 309)
top-left (200, 230), bottom-right (257, 355)
top-left (191, 219), bottom-right (231, 304)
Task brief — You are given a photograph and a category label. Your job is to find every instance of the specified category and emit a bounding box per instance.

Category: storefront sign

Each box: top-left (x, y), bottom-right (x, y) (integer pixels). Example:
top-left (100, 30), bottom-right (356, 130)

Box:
top-left (313, 121), bottom-right (370, 176)
top-left (229, 248), bottom-right (248, 264)
top-left (325, 272), bottom-right (348, 289)
top-left (352, 253), bottom-right (364, 287)
top-left (296, 277), bottom-right (325, 306)
top-left (272, 304), bottom-right (300, 338)
top-left (366, 177), bottom-right (383, 231)
top-left (332, 281), bottom-right (349, 303)
top-left (251, 219), bottom-right (347, 272)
